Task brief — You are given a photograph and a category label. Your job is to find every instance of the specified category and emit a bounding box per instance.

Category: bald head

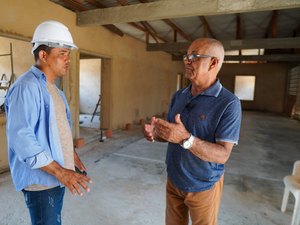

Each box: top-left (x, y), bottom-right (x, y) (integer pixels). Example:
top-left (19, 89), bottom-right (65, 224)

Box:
top-left (188, 38), bottom-right (225, 71)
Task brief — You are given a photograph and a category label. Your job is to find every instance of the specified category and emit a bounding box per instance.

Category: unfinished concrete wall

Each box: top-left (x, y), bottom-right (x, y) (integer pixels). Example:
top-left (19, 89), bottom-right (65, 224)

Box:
top-left (219, 63), bottom-right (290, 113)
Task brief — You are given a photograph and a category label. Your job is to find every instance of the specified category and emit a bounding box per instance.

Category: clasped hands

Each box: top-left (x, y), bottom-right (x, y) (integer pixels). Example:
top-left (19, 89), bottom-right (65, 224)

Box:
top-left (143, 114), bottom-right (190, 144)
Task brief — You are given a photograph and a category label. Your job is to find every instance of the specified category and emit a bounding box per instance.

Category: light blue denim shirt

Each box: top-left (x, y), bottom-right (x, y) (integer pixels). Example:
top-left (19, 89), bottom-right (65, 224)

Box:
top-left (5, 66), bottom-right (72, 191)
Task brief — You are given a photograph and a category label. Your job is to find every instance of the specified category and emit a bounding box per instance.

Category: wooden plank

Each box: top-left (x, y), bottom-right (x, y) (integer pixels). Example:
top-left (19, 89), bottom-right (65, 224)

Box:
top-left (162, 19), bottom-right (193, 41)
top-left (61, 0), bottom-right (124, 36)
top-left (77, 0), bottom-right (300, 26)
top-left (224, 54), bottom-right (300, 62)
top-left (147, 37), bottom-right (300, 52)
top-left (139, 0), bottom-right (193, 41)
top-left (172, 54), bottom-right (300, 62)
top-left (199, 16), bottom-right (216, 39)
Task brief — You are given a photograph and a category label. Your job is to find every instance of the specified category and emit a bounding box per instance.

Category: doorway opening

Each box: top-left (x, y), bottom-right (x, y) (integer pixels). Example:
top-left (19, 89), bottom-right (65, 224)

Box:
top-left (79, 53), bottom-right (102, 143)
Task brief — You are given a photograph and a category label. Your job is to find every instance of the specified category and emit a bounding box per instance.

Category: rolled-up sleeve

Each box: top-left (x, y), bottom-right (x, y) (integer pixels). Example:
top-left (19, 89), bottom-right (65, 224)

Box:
top-left (24, 151), bottom-right (53, 169)
top-left (5, 82), bottom-right (53, 169)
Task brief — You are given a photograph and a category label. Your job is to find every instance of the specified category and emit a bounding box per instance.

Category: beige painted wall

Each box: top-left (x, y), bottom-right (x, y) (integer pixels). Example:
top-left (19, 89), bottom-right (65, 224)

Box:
top-left (219, 63), bottom-right (290, 113)
top-left (0, 117), bottom-right (8, 172)
top-left (1, 0), bottom-right (183, 128)
top-left (0, 0), bottom-right (183, 171)
top-left (0, 37), bottom-right (33, 76)
top-left (0, 37), bottom-right (34, 172)
top-left (0, 37), bottom-right (33, 106)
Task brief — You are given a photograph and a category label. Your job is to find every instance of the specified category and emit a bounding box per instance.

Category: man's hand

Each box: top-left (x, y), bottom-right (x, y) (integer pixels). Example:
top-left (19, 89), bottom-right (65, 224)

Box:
top-left (154, 114), bottom-right (190, 144)
top-left (57, 167), bottom-right (91, 196)
top-left (143, 117), bottom-right (157, 142)
top-left (41, 161), bottom-right (92, 196)
top-left (74, 150), bottom-right (87, 172)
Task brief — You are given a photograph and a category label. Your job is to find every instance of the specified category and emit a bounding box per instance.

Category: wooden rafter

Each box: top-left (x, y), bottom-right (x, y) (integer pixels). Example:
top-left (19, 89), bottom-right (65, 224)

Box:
top-left (265, 10), bottom-right (278, 38)
top-left (60, 0), bottom-right (124, 36)
top-left (225, 54), bottom-right (300, 62)
top-left (174, 30), bottom-right (177, 42)
top-left (147, 37), bottom-right (300, 52)
top-left (236, 13), bottom-right (242, 57)
top-left (236, 13), bottom-right (242, 40)
top-left (115, 0), bottom-right (148, 33)
top-left (172, 54), bottom-right (300, 62)
top-left (144, 22), bottom-right (167, 42)
top-left (85, 0), bottom-right (107, 8)
top-left (139, 0), bottom-right (192, 42)
top-left (199, 16), bottom-right (216, 39)
top-left (140, 21), bottom-right (159, 43)
top-left (162, 19), bottom-right (193, 42)
top-left (77, 0), bottom-right (300, 26)
top-left (84, 0), bottom-right (124, 36)
top-left (116, 0), bottom-right (166, 43)
top-left (140, 21), bottom-right (167, 43)
top-left (60, 0), bottom-right (86, 11)
top-left (128, 22), bottom-right (147, 32)
top-left (116, 0), bottom-right (129, 5)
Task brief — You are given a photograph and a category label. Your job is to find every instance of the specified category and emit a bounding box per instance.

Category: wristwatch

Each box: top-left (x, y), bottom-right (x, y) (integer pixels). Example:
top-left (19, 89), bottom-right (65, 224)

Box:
top-left (181, 134), bottom-right (195, 149)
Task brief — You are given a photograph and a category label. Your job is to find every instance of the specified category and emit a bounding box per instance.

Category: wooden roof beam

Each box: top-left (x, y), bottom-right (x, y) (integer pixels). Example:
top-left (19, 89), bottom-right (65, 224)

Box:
top-left (116, 0), bottom-right (147, 32)
top-left (172, 54), bottom-right (300, 62)
top-left (162, 19), bottom-right (193, 42)
top-left (116, 0), bottom-right (129, 6)
top-left (225, 54), bottom-right (300, 62)
top-left (138, 0), bottom-right (192, 41)
top-left (116, 0), bottom-right (166, 42)
top-left (85, 0), bottom-right (107, 8)
top-left (236, 13), bottom-right (242, 40)
top-left (140, 21), bottom-right (168, 43)
top-left (147, 37), bottom-right (300, 52)
top-left (61, 0), bottom-right (87, 11)
top-left (236, 13), bottom-right (242, 57)
top-left (140, 22), bottom-right (158, 43)
top-left (265, 10), bottom-right (278, 38)
top-left (60, 0), bottom-right (124, 36)
top-left (77, 0), bottom-right (300, 26)
top-left (128, 22), bottom-right (147, 32)
top-left (199, 16), bottom-right (216, 39)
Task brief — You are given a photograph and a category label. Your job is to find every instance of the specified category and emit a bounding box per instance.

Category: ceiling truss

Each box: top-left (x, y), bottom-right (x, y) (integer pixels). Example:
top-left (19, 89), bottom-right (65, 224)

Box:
top-left (50, 0), bottom-right (300, 62)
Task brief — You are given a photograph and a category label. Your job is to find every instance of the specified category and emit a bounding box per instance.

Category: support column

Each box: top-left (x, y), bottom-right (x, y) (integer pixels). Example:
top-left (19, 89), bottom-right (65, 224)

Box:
top-left (101, 58), bottom-right (113, 130)
top-left (63, 50), bottom-right (80, 138)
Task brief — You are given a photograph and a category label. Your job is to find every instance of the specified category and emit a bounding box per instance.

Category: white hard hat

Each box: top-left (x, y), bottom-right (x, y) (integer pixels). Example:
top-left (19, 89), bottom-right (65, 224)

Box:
top-left (31, 20), bottom-right (77, 54)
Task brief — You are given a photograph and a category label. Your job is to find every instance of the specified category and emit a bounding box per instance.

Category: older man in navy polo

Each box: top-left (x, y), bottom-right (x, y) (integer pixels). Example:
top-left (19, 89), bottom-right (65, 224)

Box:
top-left (144, 38), bottom-right (242, 225)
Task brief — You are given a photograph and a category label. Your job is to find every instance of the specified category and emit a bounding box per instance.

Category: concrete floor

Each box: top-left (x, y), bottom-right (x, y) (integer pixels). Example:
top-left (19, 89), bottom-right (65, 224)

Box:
top-left (0, 111), bottom-right (299, 225)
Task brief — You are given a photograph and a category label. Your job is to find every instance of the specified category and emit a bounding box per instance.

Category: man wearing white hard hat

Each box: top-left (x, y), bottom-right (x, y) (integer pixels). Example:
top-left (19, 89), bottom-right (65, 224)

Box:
top-left (5, 20), bottom-right (92, 225)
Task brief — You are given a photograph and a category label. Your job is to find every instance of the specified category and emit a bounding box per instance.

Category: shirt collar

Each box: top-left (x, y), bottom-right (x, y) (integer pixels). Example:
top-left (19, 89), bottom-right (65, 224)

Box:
top-left (30, 65), bottom-right (47, 81)
top-left (182, 79), bottom-right (222, 98)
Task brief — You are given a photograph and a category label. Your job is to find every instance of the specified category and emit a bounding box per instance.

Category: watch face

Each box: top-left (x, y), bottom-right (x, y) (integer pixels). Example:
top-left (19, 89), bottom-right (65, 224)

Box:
top-left (183, 140), bottom-right (192, 149)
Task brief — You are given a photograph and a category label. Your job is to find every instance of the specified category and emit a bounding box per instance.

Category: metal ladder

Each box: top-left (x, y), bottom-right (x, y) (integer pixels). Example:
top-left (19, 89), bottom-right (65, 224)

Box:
top-left (90, 94), bottom-right (101, 122)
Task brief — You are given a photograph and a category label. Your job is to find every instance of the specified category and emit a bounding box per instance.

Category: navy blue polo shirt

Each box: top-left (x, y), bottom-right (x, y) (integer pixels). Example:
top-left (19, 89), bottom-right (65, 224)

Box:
top-left (166, 79), bottom-right (241, 192)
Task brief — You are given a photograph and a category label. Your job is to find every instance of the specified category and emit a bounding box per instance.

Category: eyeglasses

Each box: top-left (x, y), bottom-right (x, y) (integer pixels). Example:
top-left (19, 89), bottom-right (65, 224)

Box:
top-left (183, 53), bottom-right (215, 63)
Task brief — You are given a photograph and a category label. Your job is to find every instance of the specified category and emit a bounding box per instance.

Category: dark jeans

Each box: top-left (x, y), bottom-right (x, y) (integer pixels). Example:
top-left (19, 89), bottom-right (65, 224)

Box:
top-left (22, 186), bottom-right (65, 225)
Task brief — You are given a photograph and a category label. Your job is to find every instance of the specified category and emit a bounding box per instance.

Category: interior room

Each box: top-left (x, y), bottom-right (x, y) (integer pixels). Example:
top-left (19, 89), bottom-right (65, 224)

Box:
top-left (0, 1), bottom-right (299, 225)
top-left (79, 56), bottom-right (102, 143)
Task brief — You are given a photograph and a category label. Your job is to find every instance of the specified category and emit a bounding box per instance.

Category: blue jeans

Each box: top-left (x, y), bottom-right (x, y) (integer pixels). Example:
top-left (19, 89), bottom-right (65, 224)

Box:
top-left (22, 186), bottom-right (65, 225)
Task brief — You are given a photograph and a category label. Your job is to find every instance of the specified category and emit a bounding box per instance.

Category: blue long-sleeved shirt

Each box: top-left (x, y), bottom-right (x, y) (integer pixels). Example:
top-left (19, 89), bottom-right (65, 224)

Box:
top-left (5, 66), bottom-right (72, 191)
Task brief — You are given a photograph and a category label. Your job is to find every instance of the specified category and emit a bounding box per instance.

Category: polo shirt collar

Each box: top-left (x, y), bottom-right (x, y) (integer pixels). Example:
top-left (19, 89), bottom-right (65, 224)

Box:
top-left (182, 79), bottom-right (222, 98)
